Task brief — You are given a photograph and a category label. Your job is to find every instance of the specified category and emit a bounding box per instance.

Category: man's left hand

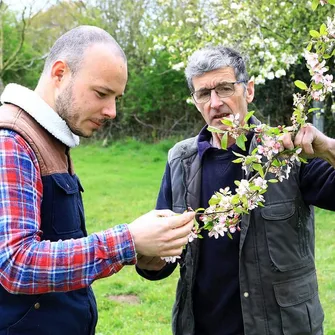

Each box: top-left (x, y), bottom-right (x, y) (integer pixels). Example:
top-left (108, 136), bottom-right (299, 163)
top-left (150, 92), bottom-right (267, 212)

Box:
top-left (281, 124), bottom-right (335, 166)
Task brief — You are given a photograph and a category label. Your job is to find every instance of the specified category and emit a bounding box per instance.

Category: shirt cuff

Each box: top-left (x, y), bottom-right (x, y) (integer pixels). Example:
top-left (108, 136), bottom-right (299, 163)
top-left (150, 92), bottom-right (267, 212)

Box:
top-left (105, 224), bottom-right (136, 266)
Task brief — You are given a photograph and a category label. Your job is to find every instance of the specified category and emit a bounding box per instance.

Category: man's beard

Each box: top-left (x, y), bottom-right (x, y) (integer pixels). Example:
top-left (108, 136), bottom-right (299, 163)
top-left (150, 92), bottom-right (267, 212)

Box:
top-left (55, 81), bottom-right (87, 138)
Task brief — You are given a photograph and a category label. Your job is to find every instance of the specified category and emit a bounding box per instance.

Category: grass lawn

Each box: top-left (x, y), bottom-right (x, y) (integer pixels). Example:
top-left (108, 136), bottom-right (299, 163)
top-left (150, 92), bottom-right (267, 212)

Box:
top-left (71, 139), bottom-right (335, 335)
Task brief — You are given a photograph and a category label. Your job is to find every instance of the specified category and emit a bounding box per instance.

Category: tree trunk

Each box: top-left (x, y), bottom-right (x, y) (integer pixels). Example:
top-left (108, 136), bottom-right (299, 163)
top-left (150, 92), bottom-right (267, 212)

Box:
top-left (0, 77), bottom-right (4, 96)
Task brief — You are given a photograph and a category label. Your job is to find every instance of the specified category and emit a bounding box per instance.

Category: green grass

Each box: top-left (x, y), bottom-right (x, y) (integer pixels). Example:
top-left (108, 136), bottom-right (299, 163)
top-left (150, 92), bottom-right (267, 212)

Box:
top-left (71, 139), bottom-right (335, 335)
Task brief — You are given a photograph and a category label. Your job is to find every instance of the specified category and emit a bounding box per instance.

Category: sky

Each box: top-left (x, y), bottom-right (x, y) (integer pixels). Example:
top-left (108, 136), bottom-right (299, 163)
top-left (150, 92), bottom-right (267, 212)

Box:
top-left (6, 0), bottom-right (57, 14)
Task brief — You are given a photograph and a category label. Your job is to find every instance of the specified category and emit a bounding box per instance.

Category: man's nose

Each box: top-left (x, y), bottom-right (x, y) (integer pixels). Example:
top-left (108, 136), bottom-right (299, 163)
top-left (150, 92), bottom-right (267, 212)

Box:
top-left (210, 89), bottom-right (223, 109)
top-left (102, 102), bottom-right (116, 119)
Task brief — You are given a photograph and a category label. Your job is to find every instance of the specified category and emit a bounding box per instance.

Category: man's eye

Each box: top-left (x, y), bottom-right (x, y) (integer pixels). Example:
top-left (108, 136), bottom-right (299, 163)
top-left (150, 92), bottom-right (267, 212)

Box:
top-left (217, 84), bottom-right (233, 93)
top-left (96, 91), bottom-right (107, 98)
top-left (197, 90), bottom-right (210, 98)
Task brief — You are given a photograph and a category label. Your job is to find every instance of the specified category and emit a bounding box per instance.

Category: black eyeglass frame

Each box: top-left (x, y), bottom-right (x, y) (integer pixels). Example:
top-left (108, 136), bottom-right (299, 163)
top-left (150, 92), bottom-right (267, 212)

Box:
top-left (191, 80), bottom-right (247, 104)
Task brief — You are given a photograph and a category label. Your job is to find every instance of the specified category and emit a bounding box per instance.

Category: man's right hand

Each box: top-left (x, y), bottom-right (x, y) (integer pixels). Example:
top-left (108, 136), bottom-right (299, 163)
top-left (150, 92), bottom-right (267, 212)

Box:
top-left (128, 210), bottom-right (195, 257)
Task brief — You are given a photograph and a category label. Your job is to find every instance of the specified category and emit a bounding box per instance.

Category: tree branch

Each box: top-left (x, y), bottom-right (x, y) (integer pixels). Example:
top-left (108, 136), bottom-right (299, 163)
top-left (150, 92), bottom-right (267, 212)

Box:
top-left (3, 7), bottom-right (27, 72)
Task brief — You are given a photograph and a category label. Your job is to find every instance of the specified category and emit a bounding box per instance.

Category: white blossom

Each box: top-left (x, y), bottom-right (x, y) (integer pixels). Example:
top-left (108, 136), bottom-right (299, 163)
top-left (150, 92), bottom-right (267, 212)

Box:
top-left (171, 62), bottom-right (185, 71)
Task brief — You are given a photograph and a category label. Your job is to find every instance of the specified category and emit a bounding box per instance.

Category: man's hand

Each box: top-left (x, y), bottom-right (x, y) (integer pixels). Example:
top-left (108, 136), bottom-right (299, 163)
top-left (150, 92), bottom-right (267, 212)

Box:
top-left (281, 124), bottom-right (335, 166)
top-left (136, 254), bottom-right (167, 271)
top-left (128, 210), bottom-right (195, 257)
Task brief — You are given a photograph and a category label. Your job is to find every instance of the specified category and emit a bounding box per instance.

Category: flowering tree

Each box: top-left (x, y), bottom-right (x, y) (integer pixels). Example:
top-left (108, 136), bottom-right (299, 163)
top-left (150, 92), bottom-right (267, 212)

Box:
top-left (163, 0), bottom-right (335, 262)
top-left (152, 0), bottom-right (333, 84)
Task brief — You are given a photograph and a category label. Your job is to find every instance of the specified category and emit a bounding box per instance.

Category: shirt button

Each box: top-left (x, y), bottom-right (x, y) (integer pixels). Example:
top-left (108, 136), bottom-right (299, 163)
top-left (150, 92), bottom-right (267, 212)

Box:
top-left (243, 292), bottom-right (249, 298)
top-left (34, 302), bottom-right (41, 309)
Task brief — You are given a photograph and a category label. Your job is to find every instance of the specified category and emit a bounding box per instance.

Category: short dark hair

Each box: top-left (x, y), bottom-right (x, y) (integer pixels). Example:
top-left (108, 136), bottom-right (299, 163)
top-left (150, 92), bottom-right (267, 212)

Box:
top-left (42, 25), bottom-right (126, 76)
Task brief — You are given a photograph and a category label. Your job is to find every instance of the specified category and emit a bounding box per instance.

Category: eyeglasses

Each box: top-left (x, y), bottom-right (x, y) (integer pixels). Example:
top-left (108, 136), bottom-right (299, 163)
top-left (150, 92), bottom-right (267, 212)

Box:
top-left (191, 80), bottom-right (246, 104)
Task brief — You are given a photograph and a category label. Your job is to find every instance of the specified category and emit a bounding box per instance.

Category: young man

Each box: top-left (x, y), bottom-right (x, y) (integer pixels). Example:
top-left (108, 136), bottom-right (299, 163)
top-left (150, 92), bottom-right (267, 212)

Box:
top-left (0, 26), bottom-right (194, 335)
top-left (137, 46), bottom-right (335, 335)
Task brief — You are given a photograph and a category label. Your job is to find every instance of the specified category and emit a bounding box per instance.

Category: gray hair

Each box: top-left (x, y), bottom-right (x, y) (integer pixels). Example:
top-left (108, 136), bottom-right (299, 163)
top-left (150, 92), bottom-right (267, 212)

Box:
top-left (185, 46), bottom-right (249, 92)
top-left (42, 25), bottom-right (126, 76)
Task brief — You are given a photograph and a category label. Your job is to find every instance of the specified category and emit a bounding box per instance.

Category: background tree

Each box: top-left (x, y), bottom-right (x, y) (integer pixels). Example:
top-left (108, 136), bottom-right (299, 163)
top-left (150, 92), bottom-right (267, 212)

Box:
top-left (0, 1), bottom-right (45, 93)
top-left (1, 0), bottom-right (334, 139)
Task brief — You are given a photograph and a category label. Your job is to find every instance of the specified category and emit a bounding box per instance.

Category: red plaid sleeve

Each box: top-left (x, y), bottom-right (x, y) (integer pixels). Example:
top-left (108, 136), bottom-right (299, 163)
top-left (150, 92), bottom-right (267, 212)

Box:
top-left (0, 130), bottom-right (136, 294)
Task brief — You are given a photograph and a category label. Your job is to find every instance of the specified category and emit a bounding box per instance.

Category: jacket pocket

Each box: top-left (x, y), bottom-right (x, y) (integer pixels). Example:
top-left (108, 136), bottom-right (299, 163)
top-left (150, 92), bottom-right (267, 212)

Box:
top-left (7, 296), bottom-right (43, 335)
top-left (274, 271), bottom-right (324, 335)
top-left (262, 201), bottom-right (311, 271)
top-left (51, 174), bottom-right (81, 234)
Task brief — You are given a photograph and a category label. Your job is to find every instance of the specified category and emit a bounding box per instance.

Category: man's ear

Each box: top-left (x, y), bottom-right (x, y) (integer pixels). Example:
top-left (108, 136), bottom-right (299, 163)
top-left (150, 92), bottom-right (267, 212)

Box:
top-left (246, 80), bottom-right (255, 103)
top-left (51, 60), bottom-right (70, 87)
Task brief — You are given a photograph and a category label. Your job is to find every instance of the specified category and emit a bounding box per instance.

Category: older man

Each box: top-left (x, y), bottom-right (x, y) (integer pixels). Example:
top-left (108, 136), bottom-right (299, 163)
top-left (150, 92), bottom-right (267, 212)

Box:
top-left (0, 26), bottom-right (194, 335)
top-left (137, 46), bottom-right (335, 335)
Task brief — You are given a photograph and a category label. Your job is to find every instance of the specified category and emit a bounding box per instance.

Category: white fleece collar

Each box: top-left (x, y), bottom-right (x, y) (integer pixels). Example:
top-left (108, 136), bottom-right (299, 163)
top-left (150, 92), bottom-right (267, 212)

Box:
top-left (0, 83), bottom-right (80, 147)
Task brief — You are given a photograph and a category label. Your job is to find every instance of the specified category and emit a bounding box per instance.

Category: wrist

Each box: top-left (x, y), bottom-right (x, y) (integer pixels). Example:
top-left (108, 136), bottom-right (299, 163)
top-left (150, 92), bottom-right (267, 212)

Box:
top-left (322, 138), bottom-right (335, 167)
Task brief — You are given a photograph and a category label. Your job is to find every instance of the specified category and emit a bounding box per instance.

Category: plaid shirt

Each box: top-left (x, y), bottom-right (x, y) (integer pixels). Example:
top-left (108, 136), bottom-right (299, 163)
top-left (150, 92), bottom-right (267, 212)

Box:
top-left (0, 129), bottom-right (136, 295)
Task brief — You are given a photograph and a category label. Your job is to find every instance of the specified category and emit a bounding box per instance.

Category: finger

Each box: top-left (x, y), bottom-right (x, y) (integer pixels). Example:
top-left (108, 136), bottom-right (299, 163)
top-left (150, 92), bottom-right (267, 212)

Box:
top-left (152, 209), bottom-right (175, 217)
top-left (294, 126), bottom-right (315, 156)
top-left (161, 247), bottom-right (184, 257)
top-left (166, 212), bottom-right (195, 229)
top-left (280, 133), bottom-right (294, 150)
top-left (170, 220), bottom-right (194, 240)
top-left (301, 126), bottom-right (316, 155)
top-left (293, 126), bottom-right (306, 147)
top-left (167, 235), bottom-right (189, 250)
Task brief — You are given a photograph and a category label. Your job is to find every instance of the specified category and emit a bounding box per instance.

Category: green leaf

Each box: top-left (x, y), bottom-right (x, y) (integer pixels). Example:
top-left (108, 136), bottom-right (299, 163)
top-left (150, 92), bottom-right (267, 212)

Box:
top-left (251, 147), bottom-right (258, 155)
top-left (221, 132), bottom-right (228, 150)
top-left (236, 134), bottom-right (246, 151)
top-left (232, 151), bottom-right (246, 158)
top-left (244, 111), bottom-right (254, 124)
top-left (207, 126), bottom-right (224, 133)
top-left (242, 195), bottom-right (248, 208)
top-left (306, 42), bottom-right (313, 52)
top-left (231, 195), bottom-right (240, 205)
top-left (308, 108), bottom-right (320, 113)
top-left (294, 80), bottom-right (308, 90)
top-left (208, 197), bottom-right (220, 206)
top-left (250, 185), bottom-right (261, 192)
top-left (203, 222), bottom-right (214, 230)
top-left (312, 83), bottom-right (323, 90)
top-left (268, 179), bottom-right (279, 183)
top-left (309, 30), bottom-right (320, 38)
top-left (234, 207), bottom-right (244, 214)
top-left (320, 23), bottom-right (327, 36)
top-left (227, 232), bottom-right (233, 240)
top-left (311, 0), bottom-right (319, 10)
top-left (272, 159), bottom-right (281, 167)
top-left (299, 157), bottom-right (308, 164)
top-left (220, 119), bottom-right (234, 126)
top-left (328, 0), bottom-right (335, 5)
top-left (232, 158), bottom-right (244, 163)
top-left (195, 207), bottom-right (205, 213)
top-left (253, 163), bottom-right (264, 178)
